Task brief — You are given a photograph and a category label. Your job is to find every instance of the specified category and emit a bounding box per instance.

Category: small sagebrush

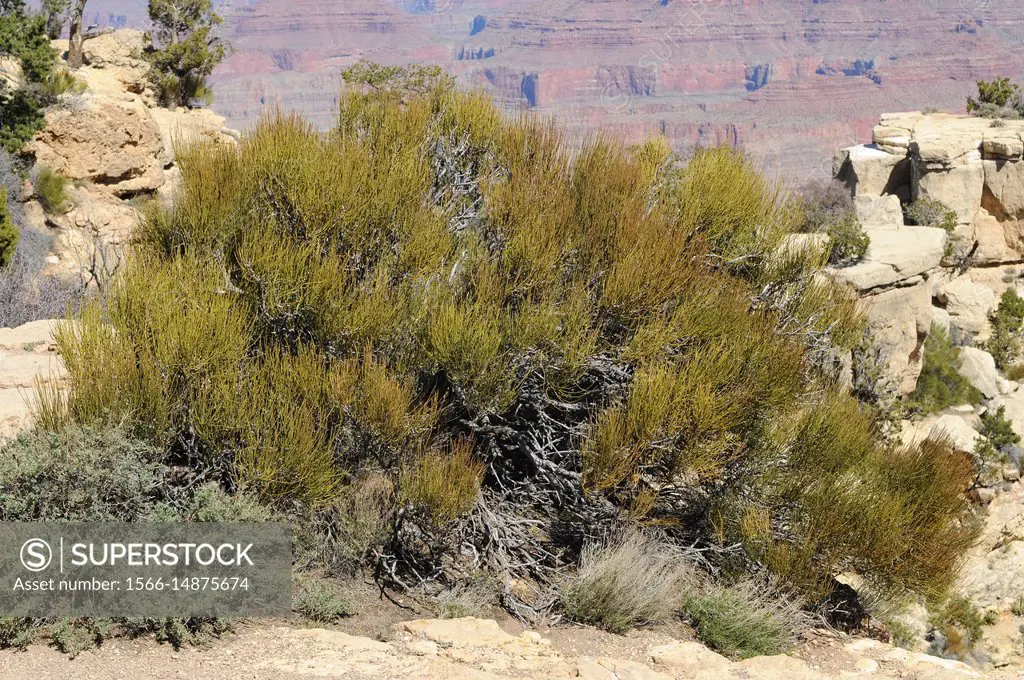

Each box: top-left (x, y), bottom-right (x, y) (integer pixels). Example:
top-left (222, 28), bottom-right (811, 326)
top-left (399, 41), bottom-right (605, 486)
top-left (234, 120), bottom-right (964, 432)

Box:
top-left (799, 180), bottom-right (869, 266)
top-left (561, 530), bottom-right (691, 634)
top-left (682, 578), bottom-right (810, 659)
top-left (294, 579), bottom-right (352, 622)
top-left (905, 198), bottom-right (957, 233)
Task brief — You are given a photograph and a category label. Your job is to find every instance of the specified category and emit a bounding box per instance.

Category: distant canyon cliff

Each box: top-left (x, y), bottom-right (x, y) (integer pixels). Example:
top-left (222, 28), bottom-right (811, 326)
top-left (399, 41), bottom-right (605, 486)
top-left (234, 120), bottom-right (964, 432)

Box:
top-left (87, 0), bottom-right (1024, 182)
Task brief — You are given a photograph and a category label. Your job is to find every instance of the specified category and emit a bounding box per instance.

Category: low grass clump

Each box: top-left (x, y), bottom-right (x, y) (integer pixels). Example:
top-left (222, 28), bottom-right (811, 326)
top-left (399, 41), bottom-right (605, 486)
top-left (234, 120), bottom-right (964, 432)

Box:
top-left (43, 70), bottom-right (977, 611)
top-left (1011, 597), bottom-right (1024, 617)
top-left (561, 530), bottom-right (690, 633)
top-left (682, 579), bottom-right (809, 659)
top-left (909, 325), bottom-right (982, 414)
top-left (33, 165), bottom-right (69, 214)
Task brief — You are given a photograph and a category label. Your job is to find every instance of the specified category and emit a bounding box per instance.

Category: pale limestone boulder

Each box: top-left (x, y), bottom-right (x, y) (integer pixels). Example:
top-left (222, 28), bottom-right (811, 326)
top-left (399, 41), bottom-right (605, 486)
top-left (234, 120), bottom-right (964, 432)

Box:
top-left (26, 93), bottom-right (165, 196)
top-left (0, 320), bottom-right (67, 440)
top-left (913, 132), bottom-right (982, 166)
top-left (855, 194), bottom-right (904, 230)
top-left (148, 105), bottom-right (237, 166)
top-left (576, 657), bottom-right (671, 680)
top-left (873, 124), bottom-right (913, 151)
top-left (982, 159), bottom-right (1024, 221)
top-left (831, 260), bottom-right (907, 292)
top-left (731, 655), bottom-right (827, 680)
top-left (648, 641), bottom-right (731, 674)
top-left (982, 135), bottom-right (1024, 161)
top-left (775, 232), bottom-right (829, 259)
top-left (399, 617), bottom-right (522, 650)
top-left (834, 144), bottom-right (908, 196)
top-left (973, 207), bottom-right (1018, 263)
top-left (0, 55), bottom-right (23, 91)
top-left (861, 226), bottom-right (947, 281)
top-left (858, 280), bottom-right (936, 394)
top-left (53, 185), bottom-right (140, 244)
top-left (957, 346), bottom-right (1001, 399)
top-left (915, 160), bottom-right (984, 226)
top-left (935, 277), bottom-right (997, 338)
top-left (958, 481), bottom-right (1024, 612)
top-left (901, 414), bottom-right (981, 455)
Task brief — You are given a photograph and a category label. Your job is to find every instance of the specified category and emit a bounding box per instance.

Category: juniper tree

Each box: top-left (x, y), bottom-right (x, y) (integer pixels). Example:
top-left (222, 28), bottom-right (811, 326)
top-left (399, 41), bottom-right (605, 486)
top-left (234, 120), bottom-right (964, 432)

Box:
top-left (146, 0), bottom-right (227, 107)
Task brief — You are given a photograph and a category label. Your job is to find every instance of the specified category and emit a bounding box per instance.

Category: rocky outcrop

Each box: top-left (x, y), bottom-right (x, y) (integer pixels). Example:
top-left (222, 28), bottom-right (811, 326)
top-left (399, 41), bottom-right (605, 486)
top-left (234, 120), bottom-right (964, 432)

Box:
top-left (272, 616), bottom-right (987, 680)
top-left (28, 95), bottom-right (166, 196)
top-left (0, 320), bottom-right (67, 440)
top-left (832, 113), bottom-right (1024, 393)
top-left (22, 30), bottom-right (237, 275)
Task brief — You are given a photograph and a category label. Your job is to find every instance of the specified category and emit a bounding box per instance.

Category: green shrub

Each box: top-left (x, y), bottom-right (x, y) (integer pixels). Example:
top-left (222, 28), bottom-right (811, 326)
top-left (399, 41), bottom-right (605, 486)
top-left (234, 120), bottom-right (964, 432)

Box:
top-left (0, 425), bottom-right (164, 521)
top-left (682, 579), bottom-right (808, 659)
top-left (399, 439), bottom-right (483, 524)
top-left (51, 77), bottom-right (974, 606)
top-left (0, 82), bottom-right (45, 153)
top-left (1011, 597), bottom-right (1024, 616)
top-left (296, 473), bottom-right (394, 575)
top-left (0, 617), bottom-right (40, 649)
top-left (0, 6), bottom-right (57, 151)
top-left (0, 187), bottom-right (18, 267)
top-left (293, 579), bottom-right (351, 622)
top-left (986, 289), bottom-right (1024, 369)
top-left (179, 483), bottom-right (273, 522)
top-left (967, 77), bottom-right (1023, 118)
top-left (979, 406), bottom-right (1019, 450)
top-left (145, 0), bottom-right (227, 108)
top-left (799, 180), bottom-right (869, 265)
top-left (561, 530), bottom-right (692, 634)
top-left (33, 165), bottom-right (69, 214)
top-left (905, 197), bottom-right (957, 233)
top-left (929, 595), bottom-right (985, 656)
top-left (909, 325), bottom-right (982, 414)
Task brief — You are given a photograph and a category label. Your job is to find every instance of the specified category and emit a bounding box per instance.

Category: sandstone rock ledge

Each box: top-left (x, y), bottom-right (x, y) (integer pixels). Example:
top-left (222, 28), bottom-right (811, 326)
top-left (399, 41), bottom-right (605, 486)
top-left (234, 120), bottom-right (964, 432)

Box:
top-left (832, 113), bottom-right (1024, 394)
top-left (0, 320), bottom-right (66, 439)
top-left (254, 617), bottom-right (990, 680)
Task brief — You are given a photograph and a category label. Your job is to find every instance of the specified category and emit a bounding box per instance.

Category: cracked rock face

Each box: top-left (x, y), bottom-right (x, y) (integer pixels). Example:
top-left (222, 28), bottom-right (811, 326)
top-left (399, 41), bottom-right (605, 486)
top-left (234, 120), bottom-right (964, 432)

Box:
top-left (831, 113), bottom-right (1024, 395)
top-left (27, 94), bottom-right (166, 197)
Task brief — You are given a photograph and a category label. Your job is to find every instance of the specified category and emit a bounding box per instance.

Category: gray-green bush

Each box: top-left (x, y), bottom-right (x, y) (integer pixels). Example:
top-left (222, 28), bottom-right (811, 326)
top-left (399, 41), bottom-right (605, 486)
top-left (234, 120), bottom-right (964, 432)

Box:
top-left (799, 180), bottom-right (869, 266)
top-left (561, 530), bottom-right (692, 633)
top-left (682, 579), bottom-right (810, 659)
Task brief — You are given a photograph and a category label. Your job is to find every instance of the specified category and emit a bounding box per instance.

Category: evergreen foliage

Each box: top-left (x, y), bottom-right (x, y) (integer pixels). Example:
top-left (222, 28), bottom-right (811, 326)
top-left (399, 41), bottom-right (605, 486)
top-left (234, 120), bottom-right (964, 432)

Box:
top-left (0, 187), bottom-right (17, 267)
top-left (49, 75), bottom-right (976, 604)
top-left (910, 325), bottom-right (983, 414)
top-left (145, 0), bottom-right (227, 108)
top-left (0, 2), bottom-right (58, 151)
top-left (967, 77), bottom-right (1024, 118)
top-left (986, 289), bottom-right (1024, 370)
